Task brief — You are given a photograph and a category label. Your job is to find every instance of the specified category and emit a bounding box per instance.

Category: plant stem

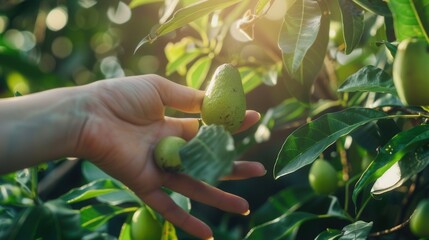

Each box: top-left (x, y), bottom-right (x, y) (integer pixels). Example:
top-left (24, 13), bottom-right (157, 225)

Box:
top-left (355, 195), bottom-right (371, 220)
top-left (368, 217), bottom-right (411, 237)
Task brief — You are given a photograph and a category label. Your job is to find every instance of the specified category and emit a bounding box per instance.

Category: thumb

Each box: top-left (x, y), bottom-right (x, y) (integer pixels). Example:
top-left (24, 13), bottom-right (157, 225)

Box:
top-left (146, 75), bottom-right (205, 113)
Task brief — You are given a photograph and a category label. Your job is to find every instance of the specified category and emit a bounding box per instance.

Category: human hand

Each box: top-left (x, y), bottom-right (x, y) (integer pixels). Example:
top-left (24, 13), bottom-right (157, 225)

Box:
top-left (75, 75), bottom-right (265, 239)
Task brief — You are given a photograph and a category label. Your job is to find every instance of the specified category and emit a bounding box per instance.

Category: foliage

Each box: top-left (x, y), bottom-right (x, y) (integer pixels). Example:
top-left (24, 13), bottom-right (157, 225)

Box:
top-left (2, 0), bottom-right (429, 239)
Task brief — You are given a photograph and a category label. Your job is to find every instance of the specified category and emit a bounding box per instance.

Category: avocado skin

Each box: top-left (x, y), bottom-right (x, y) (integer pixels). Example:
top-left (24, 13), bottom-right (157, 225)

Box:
top-left (201, 64), bottom-right (246, 132)
top-left (393, 38), bottom-right (429, 106)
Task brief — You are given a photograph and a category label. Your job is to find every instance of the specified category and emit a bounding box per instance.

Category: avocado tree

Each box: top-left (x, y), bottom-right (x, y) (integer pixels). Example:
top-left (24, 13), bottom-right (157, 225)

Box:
top-left (2, 0), bottom-right (429, 239)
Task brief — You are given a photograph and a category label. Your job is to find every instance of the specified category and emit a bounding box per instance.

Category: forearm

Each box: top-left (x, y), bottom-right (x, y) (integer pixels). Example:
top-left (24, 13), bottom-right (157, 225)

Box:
top-left (0, 86), bottom-right (90, 174)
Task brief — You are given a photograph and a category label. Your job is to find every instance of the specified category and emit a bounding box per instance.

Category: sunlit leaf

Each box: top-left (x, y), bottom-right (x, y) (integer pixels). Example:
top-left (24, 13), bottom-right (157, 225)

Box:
top-left (372, 145), bottom-right (429, 194)
top-left (129, 0), bottom-right (163, 9)
top-left (315, 229), bottom-right (342, 240)
top-left (135, 0), bottom-right (241, 50)
top-left (352, 0), bottom-right (391, 16)
top-left (353, 125), bottom-right (429, 203)
top-left (274, 108), bottom-right (389, 179)
top-left (244, 212), bottom-right (317, 240)
top-left (388, 0), bottom-right (425, 41)
top-left (180, 125), bottom-right (237, 185)
top-left (254, 0), bottom-right (273, 16)
top-left (338, 65), bottom-right (397, 95)
top-left (339, 0), bottom-right (364, 54)
top-left (118, 214), bottom-right (132, 240)
top-left (186, 56), bottom-right (212, 89)
top-left (81, 204), bottom-right (137, 230)
top-left (166, 50), bottom-right (201, 76)
top-left (410, 0), bottom-right (429, 42)
top-left (239, 67), bottom-right (263, 94)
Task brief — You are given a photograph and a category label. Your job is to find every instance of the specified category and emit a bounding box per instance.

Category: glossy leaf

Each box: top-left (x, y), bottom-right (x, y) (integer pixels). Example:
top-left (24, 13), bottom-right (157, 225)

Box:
top-left (118, 214), bottom-right (132, 240)
top-left (352, 0), bottom-right (391, 16)
top-left (274, 108), bottom-right (389, 179)
top-left (239, 67), bottom-right (263, 94)
top-left (353, 125), bottom-right (429, 203)
top-left (244, 212), bottom-right (317, 240)
top-left (129, 0), bottom-right (163, 8)
top-left (180, 125), bottom-right (237, 185)
top-left (338, 65), bottom-right (397, 95)
top-left (186, 56), bottom-right (212, 89)
top-left (280, 0), bottom-right (330, 101)
top-left (388, 0), bottom-right (425, 41)
top-left (135, 0), bottom-right (241, 50)
top-left (280, 0), bottom-right (322, 75)
top-left (338, 221), bottom-right (372, 240)
top-left (372, 145), bottom-right (429, 195)
top-left (61, 179), bottom-right (128, 204)
top-left (339, 0), bottom-right (364, 54)
top-left (410, 0), bottom-right (429, 42)
top-left (80, 204), bottom-right (137, 230)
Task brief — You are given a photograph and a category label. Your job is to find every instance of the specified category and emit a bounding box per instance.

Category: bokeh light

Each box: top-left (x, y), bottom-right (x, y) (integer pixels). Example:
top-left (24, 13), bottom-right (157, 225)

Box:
top-left (46, 6), bottom-right (68, 31)
top-left (4, 29), bottom-right (36, 51)
top-left (51, 36), bottom-right (73, 58)
top-left (107, 1), bottom-right (131, 25)
top-left (0, 16), bottom-right (8, 33)
top-left (137, 55), bottom-right (160, 74)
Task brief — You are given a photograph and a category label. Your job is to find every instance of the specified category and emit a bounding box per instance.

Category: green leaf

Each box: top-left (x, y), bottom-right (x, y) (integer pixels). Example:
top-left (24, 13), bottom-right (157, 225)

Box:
top-left (170, 192), bottom-right (191, 212)
top-left (337, 65), bottom-right (397, 95)
top-left (388, 0), bottom-right (425, 41)
top-left (251, 187), bottom-right (314, 226)
top-left (410, 0), bottom-right (429, 42)
top-left (239, 67), bottom-right (263, 94)
top-left (186, 56), bottom-right (212, 89)
top-left (6, 200), bottom-right (83, 239)
top-left (315, 229), bottom-right (342, 240)
top-left (338, 221), bottom-right (373, 240)
top-left (280, 0), bottom-right (330, 101)
top-left (161, 221), bottom-right (178, 240)
top-left (280, 0), bottom-right (322, 75)
top-left (60, 179), bottom-right (128, 203)
top-left (353, 125), bottom-right (429, 203)
top-left (135, 0), bottom-right (241, 50)
top-left (129, 0), bottom-right (163, 8)
top-left (244, 212), bottom-right (317, 240)
top-left (82, 161), bottom-right (139, 205)
top-left (352, 0), bottom-right (391, 16)
top-left (372, 145), bottom-right (429, 195)
top-left (118, 214), bottom-right (132, 240)
top-left (255, 0), bottom-right (273, 16)
top-left (180, 125), bottom-right (237, 185)
top-left (81, 204), bottom-right (137, 231)
top-left (166, 50), bottom-right (201, 76)
top-left (274, 108), bottom-right (389, 179)
top-left (339, 0), bottom-right (364, 54)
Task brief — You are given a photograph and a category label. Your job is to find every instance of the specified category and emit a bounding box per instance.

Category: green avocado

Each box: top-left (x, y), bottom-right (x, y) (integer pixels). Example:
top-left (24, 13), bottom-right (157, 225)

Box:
top-left (201, 64), bottom-right (246, 132)
top-left (154, 136), bottom-right (187, 172)
top-left (393, 38), bottom-right (429, 106)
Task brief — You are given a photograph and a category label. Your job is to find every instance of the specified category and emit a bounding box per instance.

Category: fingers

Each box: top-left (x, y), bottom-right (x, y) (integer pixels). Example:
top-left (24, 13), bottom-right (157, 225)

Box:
top-left (235, 110), bottom-right (261, 133)
top-left (146, 75), bottom-right (205, 113)
top-left (164, 173), bottom-right (250, 215)
top-left (141, 189), bottom-right (213, 240)
top-left (221, 161), bottom-right (266, 181)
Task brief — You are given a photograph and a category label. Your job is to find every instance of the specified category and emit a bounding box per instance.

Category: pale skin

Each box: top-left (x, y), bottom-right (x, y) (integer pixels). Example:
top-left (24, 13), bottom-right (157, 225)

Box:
top-left (0, 74), bottom-right (266, 240)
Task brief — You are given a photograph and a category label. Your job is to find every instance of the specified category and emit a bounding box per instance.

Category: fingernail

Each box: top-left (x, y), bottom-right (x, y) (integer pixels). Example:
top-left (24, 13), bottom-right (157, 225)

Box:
top-left (242, 209), bottom-right (251, 216)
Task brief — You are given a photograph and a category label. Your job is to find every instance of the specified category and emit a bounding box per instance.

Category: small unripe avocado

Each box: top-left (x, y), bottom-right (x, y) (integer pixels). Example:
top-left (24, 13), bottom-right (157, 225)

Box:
top-left (308, 159), bottom-right (338, 195)
top-left (154, 136), bottom-right (187, 172)
top-left (201, 64), bottom-right (246, 132)
top-left (393, 38), bottom-right (429, 105)
top-left (410, 199), bottom-right (429, 238)
top-left (131, 206), bottom-right (162, 240)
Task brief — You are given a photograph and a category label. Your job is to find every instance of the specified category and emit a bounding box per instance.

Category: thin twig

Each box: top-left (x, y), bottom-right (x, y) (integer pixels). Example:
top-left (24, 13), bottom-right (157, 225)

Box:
top-left (368, 218), bottom-right (411, 237)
